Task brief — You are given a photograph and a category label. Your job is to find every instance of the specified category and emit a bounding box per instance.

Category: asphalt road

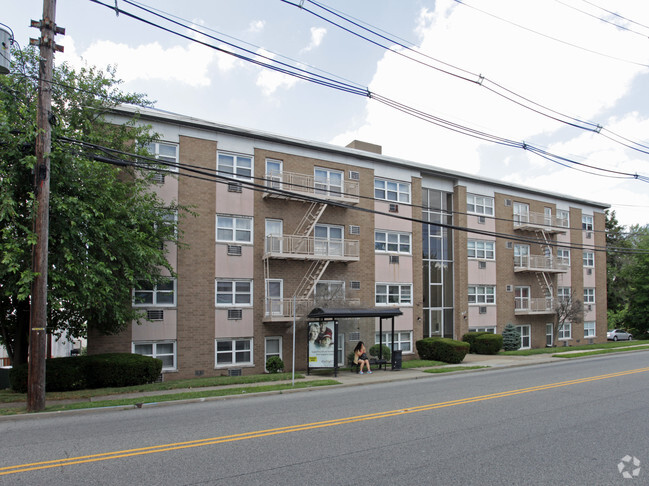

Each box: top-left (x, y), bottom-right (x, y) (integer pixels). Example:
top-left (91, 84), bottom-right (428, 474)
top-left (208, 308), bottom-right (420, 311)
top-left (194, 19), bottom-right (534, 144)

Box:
top-left (1, 351), bottom-right (648, 485)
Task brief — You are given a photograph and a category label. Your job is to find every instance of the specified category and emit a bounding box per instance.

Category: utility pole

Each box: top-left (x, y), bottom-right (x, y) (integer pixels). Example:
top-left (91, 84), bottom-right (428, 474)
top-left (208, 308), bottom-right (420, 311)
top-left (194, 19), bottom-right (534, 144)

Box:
top-left (27, 0), bottom-right (64, 412)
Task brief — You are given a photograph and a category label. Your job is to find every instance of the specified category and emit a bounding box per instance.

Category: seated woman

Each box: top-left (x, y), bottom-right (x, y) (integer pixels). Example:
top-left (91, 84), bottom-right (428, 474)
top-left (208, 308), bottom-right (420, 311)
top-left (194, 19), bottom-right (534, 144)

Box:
top-left (353, 341), bottom-right (372, 374)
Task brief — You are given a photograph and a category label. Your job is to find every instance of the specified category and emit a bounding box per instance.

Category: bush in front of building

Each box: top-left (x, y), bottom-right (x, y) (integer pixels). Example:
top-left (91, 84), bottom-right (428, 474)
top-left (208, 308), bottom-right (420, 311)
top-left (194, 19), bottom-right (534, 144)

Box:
top-left (266, 356), bottom-right (284, 373)
top-left (85, 353), bottom-right (162, 388)
top-left (416, 338), bottom-right (469, 364)
top-left (462, 332), bottom-right (490, 353)
top-left (9, 353), bottom-right (162, 392)
top-left (502, 324), bottom-right (521, 351)
top-left (369, 344), bottom-right (391, 361)
top-left (472, 334), bottom-right (503, 355)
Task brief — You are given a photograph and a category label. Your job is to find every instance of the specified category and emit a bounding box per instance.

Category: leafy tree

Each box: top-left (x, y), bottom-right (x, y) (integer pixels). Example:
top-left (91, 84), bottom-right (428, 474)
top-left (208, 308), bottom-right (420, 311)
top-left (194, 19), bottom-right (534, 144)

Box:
top-left (606, 210), bottom-right (632, 314)
top-left (0, 48), bottom-right (184, 365)
top-left (622, 226), bottom-right (649, 337)
top-left (553, 291), bottom-right (583, 346)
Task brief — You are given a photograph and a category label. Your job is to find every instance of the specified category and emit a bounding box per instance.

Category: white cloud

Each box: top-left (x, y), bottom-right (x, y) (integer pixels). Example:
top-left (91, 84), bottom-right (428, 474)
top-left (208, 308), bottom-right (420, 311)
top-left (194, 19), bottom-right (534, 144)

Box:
top-left (248, 20), bottom-right (266, 33)
top-left (301, 27), bottom-right (327, 53)
top-left (332, 0), bottom-right (649, 226)
top-left (59, 36), bottom-right (215, 87)
top-left (255, 48), bottom-right (298, 95)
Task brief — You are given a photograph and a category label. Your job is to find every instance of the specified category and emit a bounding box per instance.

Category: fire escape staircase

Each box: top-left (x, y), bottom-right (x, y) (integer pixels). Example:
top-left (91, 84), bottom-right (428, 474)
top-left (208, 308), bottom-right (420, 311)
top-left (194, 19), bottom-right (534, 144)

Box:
top-left (535, 229), bottom-right (555, 302)
top-left (292, 202), bottom-right (328, 301)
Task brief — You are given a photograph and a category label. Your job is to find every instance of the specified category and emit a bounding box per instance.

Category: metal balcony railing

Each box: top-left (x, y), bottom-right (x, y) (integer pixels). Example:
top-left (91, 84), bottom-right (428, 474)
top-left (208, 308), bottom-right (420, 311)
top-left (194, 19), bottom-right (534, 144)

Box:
top-left (513, 211), bottom-right (568, 232)
top-left (264, 171), bottom-right (359, 203)
top-left (515, 297), bottom-right (555, 314)
top-left (514, 255), bottom-right (569, 273)
top-left (264, 235), bottom-right (359, 261)
top-left (263, 298), bottom-right (361, 321)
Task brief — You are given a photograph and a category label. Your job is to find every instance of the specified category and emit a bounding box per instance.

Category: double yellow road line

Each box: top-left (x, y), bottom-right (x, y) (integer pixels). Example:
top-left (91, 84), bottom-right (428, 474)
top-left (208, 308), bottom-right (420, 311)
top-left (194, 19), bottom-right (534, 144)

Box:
top-left (2, 366), bottom-right (648, 476)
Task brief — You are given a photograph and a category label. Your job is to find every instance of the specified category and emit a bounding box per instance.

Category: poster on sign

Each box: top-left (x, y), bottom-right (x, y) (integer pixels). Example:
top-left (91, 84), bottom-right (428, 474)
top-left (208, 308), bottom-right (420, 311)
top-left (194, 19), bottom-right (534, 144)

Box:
top-left (308, 321), bottom-right (335, 368)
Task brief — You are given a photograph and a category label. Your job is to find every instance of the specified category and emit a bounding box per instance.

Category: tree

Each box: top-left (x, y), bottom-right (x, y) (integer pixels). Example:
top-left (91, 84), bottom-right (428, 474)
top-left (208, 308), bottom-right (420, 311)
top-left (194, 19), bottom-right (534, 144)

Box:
top-left (606, 210), bottom-right (632, 314)
top-left (502, 324), bottom-right (520, 351)
top-left (0, 48), bottom-right (185, 365)
top-left (553, 291), bottom-right (583, 346)
top-left (622, 226), bottom-right (649, 337)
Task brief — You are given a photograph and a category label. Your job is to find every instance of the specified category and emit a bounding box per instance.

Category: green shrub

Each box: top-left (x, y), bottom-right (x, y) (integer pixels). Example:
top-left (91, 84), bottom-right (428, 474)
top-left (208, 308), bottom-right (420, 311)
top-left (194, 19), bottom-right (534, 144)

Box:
top-left (9, 357), bottom-right (88, 393)
top-left (9, 364), bottom-right (28, 393)
top-left (473, 334), bottom-right (503, 355)
top-left (266, 356), bottom-right (284, 373)
top-left (462, 332), bottom-right (489, 353)
top-left (416, 338), bottom-right (469, 364)
top-left (502, 324), bottom-right (521, 351)
top-left (369, 344), bottom-right (391, 361)
top-left (85, 353), bottom-right (162, 388)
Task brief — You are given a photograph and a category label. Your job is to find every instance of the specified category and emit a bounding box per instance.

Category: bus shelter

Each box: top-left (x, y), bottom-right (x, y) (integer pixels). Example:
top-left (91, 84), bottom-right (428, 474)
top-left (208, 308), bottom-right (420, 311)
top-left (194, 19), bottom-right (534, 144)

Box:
top-left (306, 307), bottom-right (403, 377)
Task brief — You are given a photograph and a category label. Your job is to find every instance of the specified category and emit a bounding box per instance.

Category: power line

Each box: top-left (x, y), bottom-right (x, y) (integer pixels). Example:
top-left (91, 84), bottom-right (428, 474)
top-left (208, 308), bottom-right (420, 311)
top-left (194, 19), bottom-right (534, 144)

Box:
top-left (85, 0), bottom-right (649, 185)
top-left (554, 0), bottom-right (649, 39)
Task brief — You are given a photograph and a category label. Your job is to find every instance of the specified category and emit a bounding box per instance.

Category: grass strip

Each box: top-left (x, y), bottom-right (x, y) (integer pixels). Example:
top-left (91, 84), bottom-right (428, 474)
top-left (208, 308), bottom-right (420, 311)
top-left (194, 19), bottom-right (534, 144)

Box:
top-left (501, 340), bottom-right (649, 356)
top-left (552, 345), bottom-right (649, 359)
top-left (423, 366), bottom-right (489, 374)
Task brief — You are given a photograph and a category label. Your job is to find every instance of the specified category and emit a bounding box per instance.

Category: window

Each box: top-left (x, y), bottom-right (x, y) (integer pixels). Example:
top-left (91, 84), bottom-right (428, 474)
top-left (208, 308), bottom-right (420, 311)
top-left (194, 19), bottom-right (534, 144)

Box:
top-left (557, 209), bottom-right (569, 227)
top-left (266, 159), bottom-right (282, 189)
top-left (583, 251), bottom-right (595, 267)
top-left (314, 168), bottom-right (343, 196)
top-left (265, 337), bottom-right (282, 372)
top-left (582, 215), bottom-right (594, 231)
top-left (265, 279), bottom-right (283, 316)
top-left (514, 286), bottom-right (530, 310)
top-left (265, 219), bottom-right (283, 253)
top-left (557, 248), bottom-right (570, 266)
top-left (546, 323), bottom-right (553, 347)
top-left (216, 280), bottom-right (252, 306)
top-left (314, 224), bottom-right (343, 256)
top-left (216, 215), bottom-right (253, 243)
top-left (215, 338), bottom-right (252, 366)
top-left (584, 321), bottom-right (596, 338)
top-left (559, 322), bottom-right (572, 340)
top-left (133, 341), bottom-right (176, 370)
top-left (557, 287), bottom-right (571, 302)
top-left (514, 244), bottom-right (530, 267)
top-left (145, 141), bottom-right (179, 171)
top-left (315, 281), bottom-right (345, 301)
top-left (583, 288), bottom-right (595, 304)
top-left (375, 231), bottom-right (411, 254)
top-left (375, 331), bottom-right (413, 352)
top-left (468, 285), bottom-right (495, 304)
top-left (513, 202), bottom-right (529, 224)
top-left (516, 325), bottom-right (531, 349)
top-left (133, 279), bottom-right (176, 307)
top-left (375, 283), bottom-right (412, 305)
top-left (374, 178), bottom-right (410, 203)
top-left (467, 240), bottom-right (495, 260)
top-left (467, 194), bottom-right (494, 216)
top-left (218, 152), bottom-right (252, 180)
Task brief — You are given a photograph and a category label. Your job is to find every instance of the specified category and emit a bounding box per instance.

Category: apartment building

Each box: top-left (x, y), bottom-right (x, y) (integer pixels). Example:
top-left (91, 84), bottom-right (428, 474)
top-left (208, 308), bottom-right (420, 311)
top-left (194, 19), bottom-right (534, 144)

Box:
top-left (89, 106), bottom-right (608, 379)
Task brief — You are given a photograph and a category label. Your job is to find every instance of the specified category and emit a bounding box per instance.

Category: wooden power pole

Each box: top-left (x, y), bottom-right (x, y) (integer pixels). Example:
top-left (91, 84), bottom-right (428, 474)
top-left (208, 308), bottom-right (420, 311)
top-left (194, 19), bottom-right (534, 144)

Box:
top-left (28, 0), bottom-right (64, 412)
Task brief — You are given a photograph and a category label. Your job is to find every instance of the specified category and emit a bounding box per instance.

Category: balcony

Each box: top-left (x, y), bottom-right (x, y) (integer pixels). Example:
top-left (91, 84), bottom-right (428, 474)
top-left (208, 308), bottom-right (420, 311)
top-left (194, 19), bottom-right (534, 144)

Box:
top-left (263, 171), bottom-right (360, 204)
top-left (263, 298), bottom-right (361, 322)
top-left (514, 255), bottom-right (569, 273)
top-left (264, 235), bottom-right (359, 261)
top-left (515, 297), bottom-right (555, 315)
top-left (513, 212), bottom-right (568, 234)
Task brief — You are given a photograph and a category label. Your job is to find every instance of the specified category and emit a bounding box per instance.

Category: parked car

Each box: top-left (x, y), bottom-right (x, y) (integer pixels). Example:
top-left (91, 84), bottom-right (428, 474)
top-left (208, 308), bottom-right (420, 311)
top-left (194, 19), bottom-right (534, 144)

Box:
top-left (607, 329), bottom-right (632, 341)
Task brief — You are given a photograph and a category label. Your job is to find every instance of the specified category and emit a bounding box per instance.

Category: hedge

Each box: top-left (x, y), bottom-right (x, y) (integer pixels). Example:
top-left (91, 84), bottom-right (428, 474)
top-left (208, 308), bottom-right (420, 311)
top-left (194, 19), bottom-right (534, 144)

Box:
top-left (462, 332), bottom-right (490, 353)
top-left (472, 334), bottom-right (503, 355)
top-left (369, 344), bottom-right (391, 361)
top-left (9, 353), bottom-right (162, 393)
top-left (416, 337), bottom-right (469, 364)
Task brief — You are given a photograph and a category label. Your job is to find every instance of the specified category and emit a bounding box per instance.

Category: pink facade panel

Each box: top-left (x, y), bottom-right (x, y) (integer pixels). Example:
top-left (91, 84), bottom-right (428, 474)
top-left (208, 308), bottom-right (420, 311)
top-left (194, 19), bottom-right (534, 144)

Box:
top-left (215, 309), bottom-right (254, 337)
top-left (467, 260), bottom-right (497, 285)
top-left (375, 254), bottom-right (413, 282)
top-left (215, 245), bottom-right (254, 277)
top-left (132, 313), bottom-right (177, 341)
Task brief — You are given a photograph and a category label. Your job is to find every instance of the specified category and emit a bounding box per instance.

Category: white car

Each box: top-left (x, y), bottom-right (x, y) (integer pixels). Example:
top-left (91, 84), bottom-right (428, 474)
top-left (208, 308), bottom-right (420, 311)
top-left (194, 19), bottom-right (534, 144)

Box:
top-left (607, 329), bottom-right (632, 341)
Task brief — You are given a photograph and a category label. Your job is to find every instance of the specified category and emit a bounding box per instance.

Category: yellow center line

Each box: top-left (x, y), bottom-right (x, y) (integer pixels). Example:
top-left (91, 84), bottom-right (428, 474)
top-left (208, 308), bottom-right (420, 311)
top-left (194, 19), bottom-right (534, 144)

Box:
top-left (2, 366), bottom-right (648, 476)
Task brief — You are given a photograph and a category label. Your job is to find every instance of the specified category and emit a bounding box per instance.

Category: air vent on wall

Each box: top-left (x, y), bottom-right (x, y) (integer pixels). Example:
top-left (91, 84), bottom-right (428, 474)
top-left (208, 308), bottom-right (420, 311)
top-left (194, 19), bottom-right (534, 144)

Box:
top-left (478, 261), bottom-right (487, 269)
top-left (506, 285), bottom-right (513, 292)
top-left (389, 203), bottom-right (399, 213)
top-left (227, 244), bottom-right (242, 256)
top-left (228, 309), bottom-right (243, 320)
top-left (505, 199), bottom-right (512, 207)
top-left (228, 182), bottom-right (242, 193)
top-left (147, 309), bottom-right (164, 321)
top-left (349, 225), bottom-right (360, 235)
top-left (389, 255), bottom-right (400, 264)
top-left (349, 170), bottom-right (360, 181)
top-left (228, 368), bottom-right (242, 376)
top-left (506, 242), bottom-right (513, 249)
top-left (350, 332), bottom-right (361, 341)
top-left (350, 281), bottom-right (361, 290)
top-left (479, 306), bottom-right (487, 314)
top-left (152, 173), bottom-right (165, 184)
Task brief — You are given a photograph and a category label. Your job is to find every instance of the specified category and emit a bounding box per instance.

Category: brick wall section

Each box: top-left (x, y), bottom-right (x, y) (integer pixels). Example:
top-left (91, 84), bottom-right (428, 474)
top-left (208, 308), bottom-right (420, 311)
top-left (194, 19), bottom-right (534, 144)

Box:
top-left (453, 185), bottom-right (469, 338)
top-left (593, 211), bottom-right (607, 343)
top-left (175, 135), bottom-right (217, 379)
top-left (410, 176), bottom-right (424, 345)
top-left (87, 323), bottom-right (132, 355)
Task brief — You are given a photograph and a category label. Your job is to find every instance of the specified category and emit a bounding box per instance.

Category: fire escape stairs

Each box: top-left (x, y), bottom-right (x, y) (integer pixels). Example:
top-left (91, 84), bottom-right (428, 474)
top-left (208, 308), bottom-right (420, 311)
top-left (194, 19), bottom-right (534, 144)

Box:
top-left (535, 229), bottom-right (554, 299)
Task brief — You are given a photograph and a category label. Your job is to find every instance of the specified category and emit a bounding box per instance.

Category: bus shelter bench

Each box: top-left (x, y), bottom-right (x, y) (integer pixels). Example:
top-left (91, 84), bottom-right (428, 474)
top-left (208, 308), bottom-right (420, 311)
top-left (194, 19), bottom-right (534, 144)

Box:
top-left (350, 357), bottom-right (389, 372)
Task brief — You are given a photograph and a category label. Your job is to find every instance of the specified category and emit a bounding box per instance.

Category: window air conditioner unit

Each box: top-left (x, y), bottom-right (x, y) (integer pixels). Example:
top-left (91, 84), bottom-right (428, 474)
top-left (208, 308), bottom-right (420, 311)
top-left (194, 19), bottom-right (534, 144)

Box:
top-left (389, 203), bottom-right (399, 213)
top-left (478, 216), bottom-right (486, 224)
top-left (586, 304), bottom-right (592, 311)
top-left (349, 170), bottom-right (360, 181)
top-left (506, 285), bottom-right (513, 292)
top-left (350, 281), bottom-right (361, 290)
top-left (228, 368), bottom-right (242, 376)
top-left (147, 309), bottom-right (164, 321)
top-left (227, 244), bottom-right (242, 256)
top-left (505, 199), bottom-right (512, 207)
top-left (349, 225), bottom-right (360, 235)
top-left (479, 306), bottom-right (487, 314)
top-left (586, 268), bottom-right (592, 275)
top-left (152, 172), bottom-right (165, 184)
top-left (586, 232), bottom-right (592, 239)
top-left (228, 182), bottom-right (242, 193)
top-left (228, 309), bottom-right (243, 320)
top-left (389, 255), bottom-right (400, 264)
top-left (506, 242), bottom-right (513, 249)
top-left (478, 261), bottom-right (487, 269)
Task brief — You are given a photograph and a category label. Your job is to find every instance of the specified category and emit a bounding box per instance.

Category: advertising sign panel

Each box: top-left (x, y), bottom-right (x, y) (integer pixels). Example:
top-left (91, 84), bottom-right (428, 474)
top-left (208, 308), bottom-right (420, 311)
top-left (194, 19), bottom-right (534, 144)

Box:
top-left (308, 321), bottom-right (335, 368)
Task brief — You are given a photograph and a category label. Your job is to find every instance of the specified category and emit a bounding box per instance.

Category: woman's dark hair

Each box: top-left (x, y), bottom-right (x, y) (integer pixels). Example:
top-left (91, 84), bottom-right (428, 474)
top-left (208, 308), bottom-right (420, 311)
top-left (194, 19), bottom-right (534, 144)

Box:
top-left (354, 341), bottom-right (364, 352)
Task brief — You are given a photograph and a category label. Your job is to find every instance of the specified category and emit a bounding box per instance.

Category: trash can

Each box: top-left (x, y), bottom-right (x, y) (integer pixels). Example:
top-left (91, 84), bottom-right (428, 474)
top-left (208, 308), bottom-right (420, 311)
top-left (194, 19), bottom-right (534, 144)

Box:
top-left (0, 368), bottom-right (10, 390)
top-left (392, 350), bottom-right (402, 370)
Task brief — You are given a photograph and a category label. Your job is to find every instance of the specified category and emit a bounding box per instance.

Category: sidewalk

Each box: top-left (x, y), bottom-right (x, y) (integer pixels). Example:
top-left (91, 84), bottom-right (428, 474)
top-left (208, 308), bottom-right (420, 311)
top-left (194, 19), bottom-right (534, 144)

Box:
top-left (2, 348), bottom-right (646, 415)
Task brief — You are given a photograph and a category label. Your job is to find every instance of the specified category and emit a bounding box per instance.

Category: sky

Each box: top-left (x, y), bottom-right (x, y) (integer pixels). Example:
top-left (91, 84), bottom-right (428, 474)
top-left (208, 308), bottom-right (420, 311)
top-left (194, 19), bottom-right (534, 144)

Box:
top-left (3, 0), bottom-right (649, 228)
